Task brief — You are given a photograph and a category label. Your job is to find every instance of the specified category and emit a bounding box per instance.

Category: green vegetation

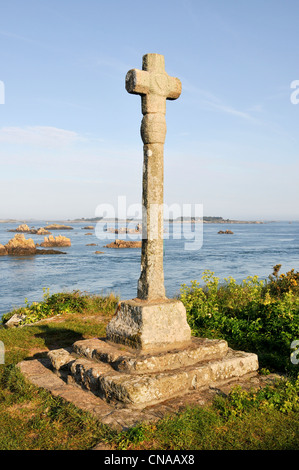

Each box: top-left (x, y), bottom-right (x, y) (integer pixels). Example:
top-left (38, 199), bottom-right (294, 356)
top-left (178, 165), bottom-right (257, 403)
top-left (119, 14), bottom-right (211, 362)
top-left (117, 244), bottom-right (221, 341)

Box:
top-left (0, 266), bottom-right (298, 450)
top-left (0, 292), bottom-right (120, 449)
top-left (2, 288), bottom-right (117, 326)
top-left (0, 366), bottom-right (114, 450)
top-left (180, 265), bottom-right (299, 376)
top-left (113, 376), bottom-right (299, 450)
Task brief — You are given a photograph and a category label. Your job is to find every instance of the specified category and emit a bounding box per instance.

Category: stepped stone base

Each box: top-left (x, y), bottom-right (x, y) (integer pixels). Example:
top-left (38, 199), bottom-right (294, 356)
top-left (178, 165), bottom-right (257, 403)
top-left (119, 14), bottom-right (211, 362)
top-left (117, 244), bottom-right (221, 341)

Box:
top-left (72, 336), bottom-right (228, 374)
top-left (18, 356), bottom-right (271, 431)
top-left (45, 336), bottom-right (258, 408)
top-left (16, 301), bottom-right (259, 425)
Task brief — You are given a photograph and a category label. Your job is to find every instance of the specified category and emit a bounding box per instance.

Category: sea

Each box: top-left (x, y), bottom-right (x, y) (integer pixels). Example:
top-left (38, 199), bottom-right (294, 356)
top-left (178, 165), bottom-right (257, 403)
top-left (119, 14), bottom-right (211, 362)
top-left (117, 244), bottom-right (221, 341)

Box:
top-left (0, 220), bottom-right (299, 319)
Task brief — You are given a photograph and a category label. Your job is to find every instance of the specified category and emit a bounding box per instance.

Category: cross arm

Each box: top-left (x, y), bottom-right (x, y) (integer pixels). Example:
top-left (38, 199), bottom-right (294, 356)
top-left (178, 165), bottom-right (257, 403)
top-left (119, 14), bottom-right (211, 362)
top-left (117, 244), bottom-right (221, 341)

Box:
top-left (166, 76), bottom-right (182, 101)
top-left (125, 69), bottom-right (150, 96)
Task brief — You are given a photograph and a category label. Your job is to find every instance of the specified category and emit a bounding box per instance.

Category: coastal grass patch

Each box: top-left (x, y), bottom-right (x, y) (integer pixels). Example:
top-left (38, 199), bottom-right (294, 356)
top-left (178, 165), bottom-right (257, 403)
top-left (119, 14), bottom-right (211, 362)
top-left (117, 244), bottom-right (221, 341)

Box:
top-left (1, 289), bottom-right (118, 326)
top-left (113, 376), bottom-right (299, 450)
top-left (0, 365), bottom-right (116, 450)
top-left (0, 292), bottom-right (119, 450)
top-left (113, 398), bottom-right (299, 450)
top-left (0, 291), bottom-right (118, 365)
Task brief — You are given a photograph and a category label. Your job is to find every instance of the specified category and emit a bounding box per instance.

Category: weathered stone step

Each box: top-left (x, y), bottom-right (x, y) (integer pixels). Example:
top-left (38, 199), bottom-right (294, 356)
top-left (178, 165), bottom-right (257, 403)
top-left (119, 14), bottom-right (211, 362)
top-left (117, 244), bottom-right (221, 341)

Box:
top-left (72, 337), bottom-right (228, 373)
top-left (48, 346), bottom-right (258, 407)
top-left (18, 357), bottom-right (272, 431)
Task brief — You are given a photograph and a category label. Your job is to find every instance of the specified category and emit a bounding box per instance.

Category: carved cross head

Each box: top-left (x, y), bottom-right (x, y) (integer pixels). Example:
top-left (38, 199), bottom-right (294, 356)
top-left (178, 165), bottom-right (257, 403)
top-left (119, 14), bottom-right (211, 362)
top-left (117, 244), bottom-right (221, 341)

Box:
top-left (125, 53), bottom-right (182, 115)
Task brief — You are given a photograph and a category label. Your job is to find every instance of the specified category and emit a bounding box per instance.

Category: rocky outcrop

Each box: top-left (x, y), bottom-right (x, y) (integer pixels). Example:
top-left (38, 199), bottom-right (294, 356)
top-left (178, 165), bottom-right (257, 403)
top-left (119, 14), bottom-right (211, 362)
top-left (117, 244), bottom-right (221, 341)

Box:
top-left (8, 224), bottom-right (51, 235)
top-left (39, 235), bottom-right (71, 247)
top-left (4, 312), bottom-right (27, 328)
top-left (45, 224), bottom-right (73, 230)
top-left (82, 226), bottom-right (94, 230)
top-left (104, 239), bottom-right (142, 249)
top-left (36, 249), bottom-right (67, 255)
top-left (105, 224), bottom-right (142, 234)
top-left (35, 227), bottom-right (51, 235)
top-left (8, 224), bottom-right (31, 233)
top-left (5, 234), bottom-right (37, 255)
top-left (0, 244), bottom-right (8, 256)
top-left (1, 234), bottom-right (66, 256)
top-left (218, 230), bottom-right (234, 234)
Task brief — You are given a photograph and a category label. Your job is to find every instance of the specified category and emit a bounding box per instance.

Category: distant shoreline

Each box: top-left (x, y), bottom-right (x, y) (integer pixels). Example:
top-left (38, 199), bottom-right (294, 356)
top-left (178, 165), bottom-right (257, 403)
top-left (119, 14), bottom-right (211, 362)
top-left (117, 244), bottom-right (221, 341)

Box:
top-left (0, 219), bottom-right (264, 224)
top-left (1, 218), bottom-right (297, 225)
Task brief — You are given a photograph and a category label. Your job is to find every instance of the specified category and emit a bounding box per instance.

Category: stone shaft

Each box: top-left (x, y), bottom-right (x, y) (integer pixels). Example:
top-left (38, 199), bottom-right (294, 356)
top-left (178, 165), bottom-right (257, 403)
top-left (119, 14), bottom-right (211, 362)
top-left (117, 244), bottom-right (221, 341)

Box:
top-left (126, 53), bottom-right (181, 300)
top-left (139, 142), bottom-right (165, 299)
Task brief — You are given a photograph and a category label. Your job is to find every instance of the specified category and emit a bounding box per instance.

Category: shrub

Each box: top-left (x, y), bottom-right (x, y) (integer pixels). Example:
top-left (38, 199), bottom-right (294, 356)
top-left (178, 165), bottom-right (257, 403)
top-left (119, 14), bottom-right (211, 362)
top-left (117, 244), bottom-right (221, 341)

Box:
top-left (264, 264), bottom-right (299, 298)
top-left (180, 268), bottom-right (299, 376)
top-left (214, 376), bottom-right (299, 418)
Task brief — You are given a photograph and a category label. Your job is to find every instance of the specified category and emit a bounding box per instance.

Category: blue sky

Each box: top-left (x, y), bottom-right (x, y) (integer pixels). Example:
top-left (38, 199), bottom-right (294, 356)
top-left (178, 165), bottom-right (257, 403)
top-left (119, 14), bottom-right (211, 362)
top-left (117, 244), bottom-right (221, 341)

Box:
top-left (0, 0), bottom-right (298, 220)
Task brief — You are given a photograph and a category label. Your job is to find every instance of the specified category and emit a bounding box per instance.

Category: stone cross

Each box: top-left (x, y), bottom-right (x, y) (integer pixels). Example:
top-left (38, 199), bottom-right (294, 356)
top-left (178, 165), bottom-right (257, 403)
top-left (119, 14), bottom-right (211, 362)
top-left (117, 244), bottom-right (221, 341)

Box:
top-left (125, 53), bottom-right (182, 301)
top-left (106, 54), bottom-right (189, 350)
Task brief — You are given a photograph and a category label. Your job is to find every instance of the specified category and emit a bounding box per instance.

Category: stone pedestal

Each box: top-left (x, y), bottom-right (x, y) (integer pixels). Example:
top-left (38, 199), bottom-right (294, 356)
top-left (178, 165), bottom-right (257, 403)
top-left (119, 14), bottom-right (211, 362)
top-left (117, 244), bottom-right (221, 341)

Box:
top-left (106, 298), bottom-right (191, 350)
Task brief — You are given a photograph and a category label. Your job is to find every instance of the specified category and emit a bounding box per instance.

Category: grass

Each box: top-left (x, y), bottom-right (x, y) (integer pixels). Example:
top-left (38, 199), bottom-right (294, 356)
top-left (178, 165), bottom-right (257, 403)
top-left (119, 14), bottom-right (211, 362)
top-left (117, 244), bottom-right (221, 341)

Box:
top-left (0, 292), bottom-right (120, 450)
top-left (113, 403), bottom-right (299, 450)
top-left (0, 268), bottom-right (298, 450)
top-left (0, 366), bottom-right (116, 450)
top-left (1, 292), bottom-right (117, 366)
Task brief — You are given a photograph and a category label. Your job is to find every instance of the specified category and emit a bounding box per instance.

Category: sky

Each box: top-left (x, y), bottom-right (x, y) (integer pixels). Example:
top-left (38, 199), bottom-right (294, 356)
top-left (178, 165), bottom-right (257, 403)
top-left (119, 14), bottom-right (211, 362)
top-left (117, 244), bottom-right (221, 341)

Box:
top-left (0, 0), bottom-right (298, 221)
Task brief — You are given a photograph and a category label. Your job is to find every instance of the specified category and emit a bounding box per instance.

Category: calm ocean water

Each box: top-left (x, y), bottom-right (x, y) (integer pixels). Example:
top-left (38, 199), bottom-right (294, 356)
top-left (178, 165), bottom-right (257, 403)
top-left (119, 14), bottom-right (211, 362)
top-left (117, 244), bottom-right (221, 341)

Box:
top-left (0, 221), bottom-right (298, 318)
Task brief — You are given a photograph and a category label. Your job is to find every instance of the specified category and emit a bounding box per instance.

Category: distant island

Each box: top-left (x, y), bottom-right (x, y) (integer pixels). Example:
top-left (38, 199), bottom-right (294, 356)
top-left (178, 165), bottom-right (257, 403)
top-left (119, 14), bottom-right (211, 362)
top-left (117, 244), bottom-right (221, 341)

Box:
top-left (169, 217), bottom-right (264, 224)
top-left (69, 216), bottom-right (264, 224)
top-left (3, 217), bottom-right (297, 225)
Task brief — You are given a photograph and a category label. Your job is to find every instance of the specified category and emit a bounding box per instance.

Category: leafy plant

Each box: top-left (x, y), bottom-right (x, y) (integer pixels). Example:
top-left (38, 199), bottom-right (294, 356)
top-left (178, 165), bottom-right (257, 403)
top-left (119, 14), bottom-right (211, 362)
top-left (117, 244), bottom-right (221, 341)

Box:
top-left (214, 377), bottom-right (299, 418)
top-left (1, 289), bottom-right (118, 326)
top-left (180, 268), bottom-right (299, 376)
top-left (265, 264), bottom-right (299, 298)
